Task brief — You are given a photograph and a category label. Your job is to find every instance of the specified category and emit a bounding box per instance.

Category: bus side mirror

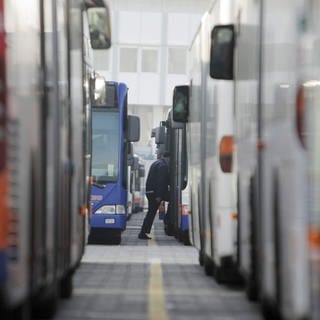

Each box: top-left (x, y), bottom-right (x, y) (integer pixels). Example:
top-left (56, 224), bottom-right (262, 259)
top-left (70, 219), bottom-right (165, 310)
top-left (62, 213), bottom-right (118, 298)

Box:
top-left (155, 126), bottom-right (165, 145)
top-left (210, 24), bottom-right (235, 80)
top-left (86, 0), bottom-right (112, 49)
top-left (128, 115), bottom-right (140, 142)
top-left (172, 85), bottom-right (189, 123)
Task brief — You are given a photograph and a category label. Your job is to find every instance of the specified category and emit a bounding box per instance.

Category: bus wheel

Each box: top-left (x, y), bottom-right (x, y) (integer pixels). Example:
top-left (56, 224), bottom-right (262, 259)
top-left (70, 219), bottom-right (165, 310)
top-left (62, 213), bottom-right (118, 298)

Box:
top-left (213, 265), bottom-right (224, 284)
top-left (245, 276), bottom-right (258, 301)
top-left (204, 255), bottom-right (214, 276)
top-left (60, 272), bottom-right (73, 299)
top-left (246, 176), bottom-right (258, 301)
top-left (198, 250), bottom-right (204, 266)
top-left (33, 282), bottom-right (58, 319)
top-left (164, 223), bottom-right (174, 236)
top-left (3, 299), bottom-right (31, 320)
top-left (183, 231), bottom-right (191, 246)
top-left (261, 296), bottom-right (280, 320)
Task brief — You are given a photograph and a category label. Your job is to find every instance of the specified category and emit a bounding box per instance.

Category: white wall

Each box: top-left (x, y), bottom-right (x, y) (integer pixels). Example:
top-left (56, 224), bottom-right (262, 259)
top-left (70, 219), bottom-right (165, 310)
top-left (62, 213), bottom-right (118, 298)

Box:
top-left (94, 0), bottom-right (211, 155)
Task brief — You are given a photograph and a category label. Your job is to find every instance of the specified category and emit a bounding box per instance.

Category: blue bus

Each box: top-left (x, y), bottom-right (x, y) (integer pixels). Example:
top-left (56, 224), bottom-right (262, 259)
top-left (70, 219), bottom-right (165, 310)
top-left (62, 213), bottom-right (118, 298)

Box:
top-left (89, 81), bottom-right (140, 244)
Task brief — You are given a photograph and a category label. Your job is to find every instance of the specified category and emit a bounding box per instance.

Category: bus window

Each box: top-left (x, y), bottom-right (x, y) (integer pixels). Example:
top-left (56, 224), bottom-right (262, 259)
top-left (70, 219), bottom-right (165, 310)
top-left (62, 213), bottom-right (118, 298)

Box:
top-left (92, 111), bottom-right (119, 185)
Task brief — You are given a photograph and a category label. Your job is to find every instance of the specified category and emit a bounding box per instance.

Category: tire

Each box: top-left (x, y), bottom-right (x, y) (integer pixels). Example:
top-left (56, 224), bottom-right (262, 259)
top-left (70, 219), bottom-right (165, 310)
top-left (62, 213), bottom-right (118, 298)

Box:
top-left (213, 265), bottom-right (224, 284)
top-left (273, 174), bottom-right (282, 317)
top-left (1, 299), bottom-right (31, 320)
top-left (261, 297), bottom-right (281, 320)
top-left (33, 282), bottom-right (58, 319)
top-left (60, 272), bottom-right (73, 299)
top-left (246, 176), bottom-right (258, 301)
top-left (245, 276), bottom-right (258, 301)
top-left (164, 223), bottom-right (174, 236)
top-left (198, 250), bottom-right (204, 266)
top-left (183, 230), bottom-right (191, 246)
top-left (204, 255), bottom-right (214, 276)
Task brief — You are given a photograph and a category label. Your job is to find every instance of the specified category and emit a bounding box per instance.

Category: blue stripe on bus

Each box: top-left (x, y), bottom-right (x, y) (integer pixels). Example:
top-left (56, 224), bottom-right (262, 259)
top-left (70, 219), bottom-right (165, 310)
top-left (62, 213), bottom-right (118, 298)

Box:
top-left (90, 214), bottom-right (127, 230)
top-left (181, 215), bottom-right (189, 231)
top-left (0, 251), bottom-right (7, 284)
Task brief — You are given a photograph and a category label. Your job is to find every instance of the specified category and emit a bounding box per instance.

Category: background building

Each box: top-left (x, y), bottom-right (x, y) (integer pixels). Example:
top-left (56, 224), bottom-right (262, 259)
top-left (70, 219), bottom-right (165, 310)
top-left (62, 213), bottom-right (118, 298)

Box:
top-left (94, 0), bottom-right (211, 158)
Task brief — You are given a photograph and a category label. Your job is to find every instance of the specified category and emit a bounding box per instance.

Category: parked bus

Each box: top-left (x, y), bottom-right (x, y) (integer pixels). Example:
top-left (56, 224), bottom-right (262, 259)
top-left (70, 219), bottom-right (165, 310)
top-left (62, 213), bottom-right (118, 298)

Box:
top-left (0, 1), bottom-right (111, 318)
top-left (306, 40), bottom-right (320, 320)
top-left (174, 0), bottom-right (320, 318)
top-left (89, 81), bottom-right (140, 244)
top-left (127, 147), bottom-right (145, 217)
top-left (306, 6), bottom-right (320, 316)
top-left (131, 155), bottom-right (145, 213)
top-left (161, 110), bottom-right (190, 245)
top-left (151, 112), bottom-right (190, 244)
top-left (212, 1), bottom-right (312, 319)
top-left (127, 142), bottom-right (134, 219)
top-left (172, 0), bottom-right (238, 283)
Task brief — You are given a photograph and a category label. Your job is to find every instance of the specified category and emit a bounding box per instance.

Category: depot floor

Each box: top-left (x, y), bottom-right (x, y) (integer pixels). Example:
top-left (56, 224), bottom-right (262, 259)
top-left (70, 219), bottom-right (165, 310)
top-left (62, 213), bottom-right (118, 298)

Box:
top-left (53, 211), bottom-right (263, 320)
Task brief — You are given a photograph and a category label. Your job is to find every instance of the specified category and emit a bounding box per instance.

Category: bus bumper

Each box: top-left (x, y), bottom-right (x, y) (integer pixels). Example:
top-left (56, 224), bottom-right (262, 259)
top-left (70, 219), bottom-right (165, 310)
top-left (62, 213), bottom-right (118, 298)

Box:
top-left (90, 214), bottom-right (127, 230)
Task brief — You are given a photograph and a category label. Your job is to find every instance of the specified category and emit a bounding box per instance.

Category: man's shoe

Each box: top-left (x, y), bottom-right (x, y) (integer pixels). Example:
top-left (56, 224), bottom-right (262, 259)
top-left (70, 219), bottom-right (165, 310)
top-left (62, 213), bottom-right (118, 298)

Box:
top-left (138, 232), bottom-right (151, 240)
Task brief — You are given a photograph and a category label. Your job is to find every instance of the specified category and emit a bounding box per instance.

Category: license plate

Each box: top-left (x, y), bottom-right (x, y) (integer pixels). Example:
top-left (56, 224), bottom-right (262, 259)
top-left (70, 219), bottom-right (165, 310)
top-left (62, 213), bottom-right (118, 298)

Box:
top-left (104, 218), bottom-right (115, 224)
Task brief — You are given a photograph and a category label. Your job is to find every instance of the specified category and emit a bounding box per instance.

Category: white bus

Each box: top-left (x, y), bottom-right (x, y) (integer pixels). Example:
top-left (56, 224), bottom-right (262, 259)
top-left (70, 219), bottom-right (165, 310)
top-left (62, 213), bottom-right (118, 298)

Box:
top-left (304, 1), bottom-right (320, 319)
top-left (0, 1), bottom-right (111, 318)
top-left (174, 0), bottom-right (320, 318)
top-left (173, 0), bottom-right (239, 283)
top-left (203, 0), bottom-right (317, 319)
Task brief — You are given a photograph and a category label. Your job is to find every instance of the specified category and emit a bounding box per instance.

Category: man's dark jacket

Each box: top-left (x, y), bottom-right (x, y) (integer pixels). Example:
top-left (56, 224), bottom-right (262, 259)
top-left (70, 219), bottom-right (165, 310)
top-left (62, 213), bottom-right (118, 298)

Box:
top-left (146, 158), bottom-right (169, 200)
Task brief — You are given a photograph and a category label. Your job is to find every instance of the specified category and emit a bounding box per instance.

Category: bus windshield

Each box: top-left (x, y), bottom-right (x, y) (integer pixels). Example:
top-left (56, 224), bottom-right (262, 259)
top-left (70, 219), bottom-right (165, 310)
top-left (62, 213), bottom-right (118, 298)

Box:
top-left (92, 110), bottom-right (120, 185)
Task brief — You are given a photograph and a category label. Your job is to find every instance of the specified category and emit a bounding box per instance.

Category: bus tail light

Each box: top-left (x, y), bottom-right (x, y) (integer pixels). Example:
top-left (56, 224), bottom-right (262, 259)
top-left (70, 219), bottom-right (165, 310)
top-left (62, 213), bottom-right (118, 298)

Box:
top-left (309, 226), bottom-right (320, 248)
top-left (80, 204), bottom-right (87, 216)
top-left (219, 135), bottom-right (234, 173)
top-left (296, 85), bottom-right (305, 148)
top-left (231, 212), bottom-right (238, 220)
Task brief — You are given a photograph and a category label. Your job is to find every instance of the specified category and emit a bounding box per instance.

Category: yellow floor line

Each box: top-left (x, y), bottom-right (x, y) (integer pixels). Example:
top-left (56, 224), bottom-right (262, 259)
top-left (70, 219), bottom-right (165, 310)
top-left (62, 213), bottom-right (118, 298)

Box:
top-left (148, 228), bottom-right (156, 246)
top-left (148, 258), bottom-right (169, 320)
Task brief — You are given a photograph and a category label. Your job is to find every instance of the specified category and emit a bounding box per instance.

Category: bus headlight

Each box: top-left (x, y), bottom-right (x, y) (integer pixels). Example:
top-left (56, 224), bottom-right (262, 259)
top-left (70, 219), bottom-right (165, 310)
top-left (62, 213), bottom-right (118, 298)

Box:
top-left (116, 205), bottom-right (126, 214)
top-left (95, 205), bottom-right (126, 214)
top-left (95, 205), bottom-right (115, 214)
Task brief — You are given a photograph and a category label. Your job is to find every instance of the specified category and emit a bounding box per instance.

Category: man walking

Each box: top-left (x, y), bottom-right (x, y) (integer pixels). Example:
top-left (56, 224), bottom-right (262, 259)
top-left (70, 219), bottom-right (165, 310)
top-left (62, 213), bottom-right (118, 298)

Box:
top-left (138, 153), bottom-right (170, 239)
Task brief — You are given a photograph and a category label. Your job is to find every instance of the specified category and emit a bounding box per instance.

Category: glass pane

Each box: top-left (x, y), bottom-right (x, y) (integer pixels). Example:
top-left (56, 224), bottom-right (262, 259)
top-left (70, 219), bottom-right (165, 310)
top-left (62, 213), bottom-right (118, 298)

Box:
top-left (87, 7), bottom-right (111, 49)
top-left (120, 47), bottom-right (137, 72)
top-left (92, 111), bottom-right (120, 184)
top-left (168, 47), bottom-right (186, 74)
top-left (141, 49), bottom-right (158, 72)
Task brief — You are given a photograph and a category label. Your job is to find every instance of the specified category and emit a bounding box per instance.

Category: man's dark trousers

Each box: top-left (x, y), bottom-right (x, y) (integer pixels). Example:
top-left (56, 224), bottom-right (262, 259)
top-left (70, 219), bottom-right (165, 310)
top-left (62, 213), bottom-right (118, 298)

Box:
top-left (140, 194), bottom-right (160, 234)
